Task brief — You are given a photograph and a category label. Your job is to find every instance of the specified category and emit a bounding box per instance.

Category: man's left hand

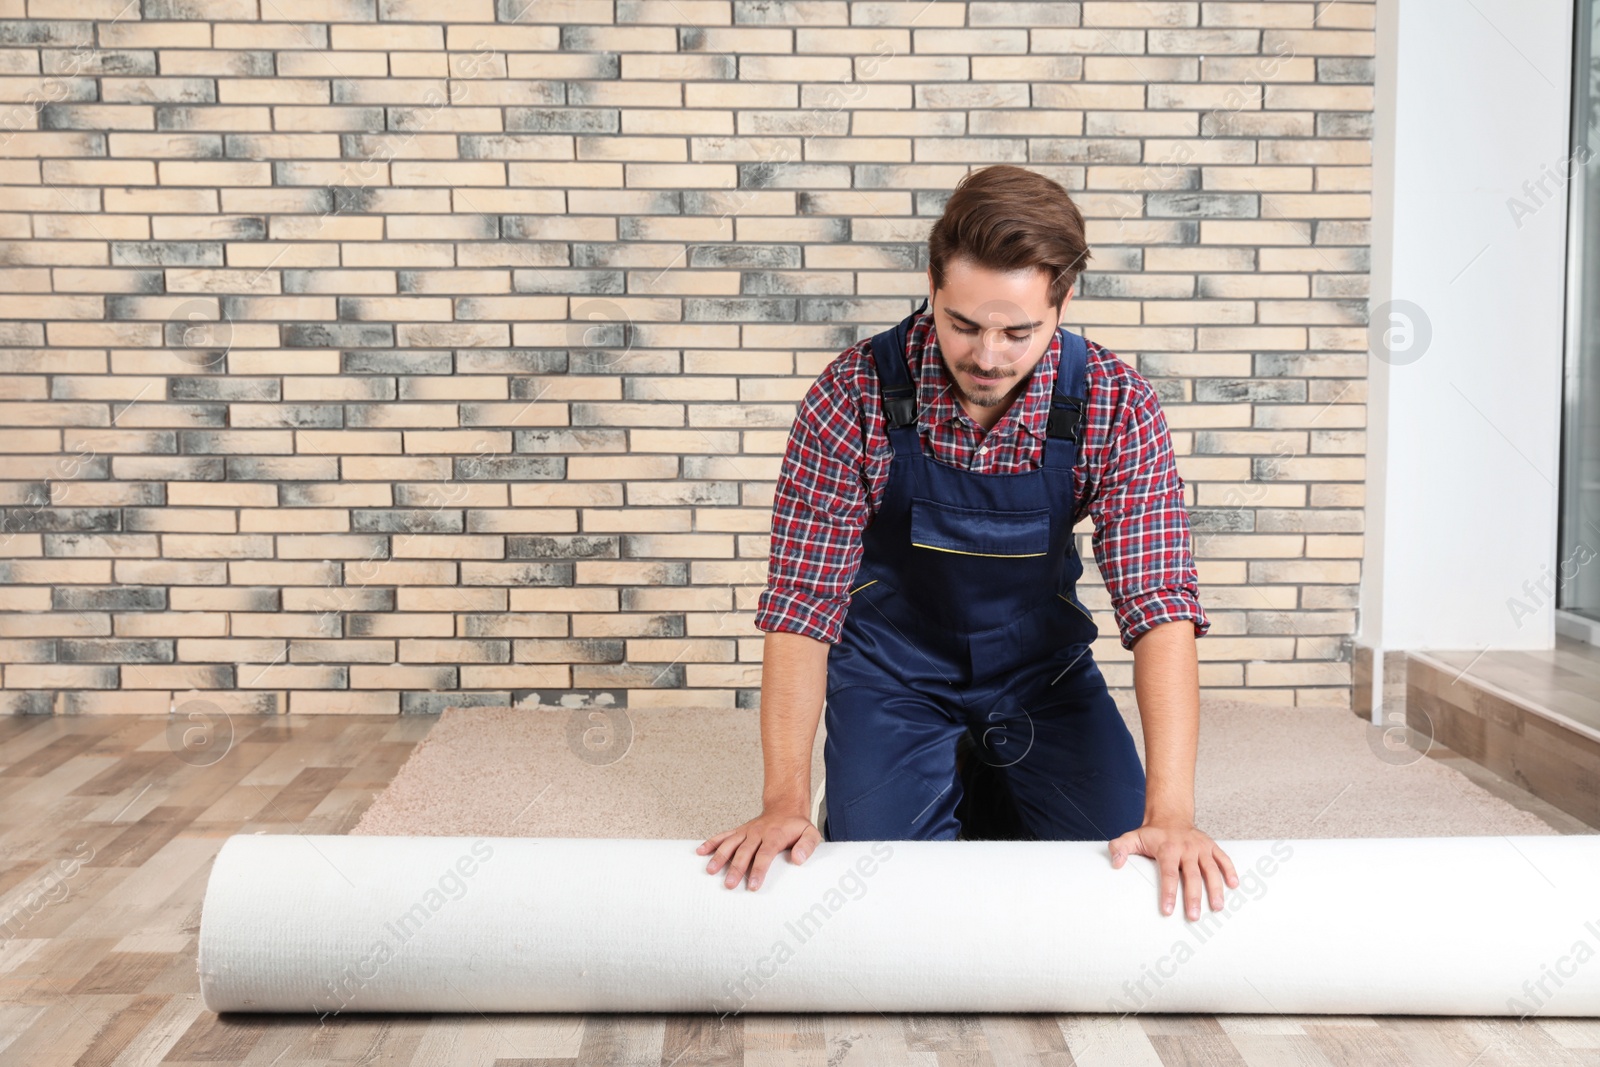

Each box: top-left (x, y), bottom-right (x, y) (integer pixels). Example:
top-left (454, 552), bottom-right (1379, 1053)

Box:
top-left (1109, 819), bottom-right (1239, 920)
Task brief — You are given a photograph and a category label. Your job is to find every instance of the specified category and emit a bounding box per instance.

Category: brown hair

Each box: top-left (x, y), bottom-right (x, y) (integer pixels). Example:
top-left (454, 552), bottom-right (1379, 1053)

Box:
top-left (927, 165), bottom-right (1091, 309)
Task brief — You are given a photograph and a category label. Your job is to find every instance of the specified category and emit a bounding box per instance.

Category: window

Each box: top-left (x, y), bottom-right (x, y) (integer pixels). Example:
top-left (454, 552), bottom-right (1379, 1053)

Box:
top-left (1557, 0), bottom-right (1600, 621)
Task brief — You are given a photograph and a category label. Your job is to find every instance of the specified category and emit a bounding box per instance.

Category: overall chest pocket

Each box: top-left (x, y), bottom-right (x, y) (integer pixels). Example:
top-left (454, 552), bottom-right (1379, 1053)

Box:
top-left (909, 497), bottom-right (1052, 558)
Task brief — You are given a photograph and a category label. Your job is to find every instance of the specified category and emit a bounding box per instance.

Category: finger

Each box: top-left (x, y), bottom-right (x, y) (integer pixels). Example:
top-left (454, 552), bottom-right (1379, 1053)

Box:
top-left (1214, 844), bottom-right (1241, 888)
top-left (790, 825), bottom-right (822, 864)
top-left (723, 834), bottom-right (760, 889)
top-left (1199, 852), bottom-right (1227, 911)
top-left (696, 831), bottom-right (733, 856)
top-left (746, 839), bottom-right (784, 891)
top-left (1180, 853), bottom-right (1203, 921)
top-left (1158, 845), bottom-right (1182, 916)
top-left (705, 831), bottom-right (745, 875)
top-left (1107, 831), bottom-right (1140, 868)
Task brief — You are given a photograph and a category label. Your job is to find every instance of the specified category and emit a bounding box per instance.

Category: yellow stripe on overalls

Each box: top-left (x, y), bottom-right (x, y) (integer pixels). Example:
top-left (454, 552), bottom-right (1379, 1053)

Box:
top-left (910, 542), bottom-right (1048, 558)
top-left (1058, 592), bottom-right (1094, 620)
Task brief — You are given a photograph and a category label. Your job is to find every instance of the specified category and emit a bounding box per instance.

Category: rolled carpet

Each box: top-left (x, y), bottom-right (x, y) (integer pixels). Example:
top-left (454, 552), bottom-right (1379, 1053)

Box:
top-left (197, 833), bottom-right (1600, 1017)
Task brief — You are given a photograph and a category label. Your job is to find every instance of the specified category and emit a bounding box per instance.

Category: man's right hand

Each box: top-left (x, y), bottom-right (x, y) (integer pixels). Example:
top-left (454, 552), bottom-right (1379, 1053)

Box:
top-left (695, 808), bottom-right (822, 892)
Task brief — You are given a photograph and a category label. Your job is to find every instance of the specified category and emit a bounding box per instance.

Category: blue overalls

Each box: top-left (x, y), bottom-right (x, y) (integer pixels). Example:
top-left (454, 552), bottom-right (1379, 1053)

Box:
top-left (820, 298), bottom-right (1148, 843)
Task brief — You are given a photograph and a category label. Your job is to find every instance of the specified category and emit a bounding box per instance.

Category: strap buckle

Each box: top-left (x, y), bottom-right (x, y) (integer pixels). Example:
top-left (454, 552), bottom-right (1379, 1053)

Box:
top-left (883, 384), bottom-right (916, 428)
top-left (1046, 395), bottom-right (1085, 442)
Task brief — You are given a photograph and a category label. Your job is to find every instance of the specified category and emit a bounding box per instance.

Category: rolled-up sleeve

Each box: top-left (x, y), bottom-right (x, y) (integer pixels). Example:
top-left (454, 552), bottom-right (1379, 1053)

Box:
top-left (754, 354), bottom-right (872, 645)
top-left (1088, 370), bottom-right (1211, 651)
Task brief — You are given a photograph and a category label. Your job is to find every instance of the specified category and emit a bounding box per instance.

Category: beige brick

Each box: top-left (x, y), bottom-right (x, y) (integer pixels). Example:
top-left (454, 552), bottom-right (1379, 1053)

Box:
top-left (1149, 28), bottom-right (1261, 53)
top-left (623, 534), bottom-right (736, 558)
top-left (1262, 28), bottom-right (1375, 56)
top-left (1305, 535), bottom-right (1363, 557)
top-left (835, 116), bottom-right (946, 146)
top-left (1196, 430), bottom-right (1309, 453)
top-left (1198, 273), bottom-right (1309, 298)
top-left (556, 613), bottom-right (646, 638)
top-left (1196, 534), bottom-right (1306, 558)
top-left (1201, 3), bottom-right (1316, 27)
top-left (3, 662), bottom-right (109, 687)
top-left (396, 323), bottom-right (508, 348)
top-left (291, 690), bottom-right (401, 714)
top-left (1246, 661), bottom-right (1352, 687)
top-left (341, 457), bottom-right (455, 480)
top-left (572, 560), bottom-right (688, 585)
top-left (570, 511), bottom-right (690, 537)
top-left (1249, 560), bottom-right (1361, 584)
top-left (1034, 28), bottom-right (1147, 53)
top-left (1316, 166), bottom-right (1372, 192)
top-left (1084, 2), bottom-right (1198, 25)
top-left (508, 588), bottom-right (619, 613)
top-left (1264, 456), bottom-right (1364, 481)
top-left (1262, 195), bottom-right (1370, 225)
top-left (1260, 139), bottom-right (1370, 165)
top-left (1086, 111), bottom-right (1199, 137)
top-left (459, 665), bottom-right (571, 687)
top-left (102, 22), bottom-right (214, 47)
top-left (1200, 55), bottom-right (1317, 82)
top-left (510, 488), bottom-right (620, 515)
top-left (630, 633), bottom-right (736, 668)
top-left (562, 459), bottom-right (678, 486)
top-left (1258, 299), bottom-right (1366, 325)
top-left (216, 80), bottom-right (331, 105)
top-left (64, 689), bottom-right (174, 713)
top-left (179, 638), bottom-right (287, 662)
top-left (626, 688), bottom-right (737, 709)
top-left (691, 561), bottom-right (771, 587)
top-left (42, 160), bottom-right (157, 186)
top-left (1312, 2), bottom-right (1375, 29)
top-left (1144, 300), bottom-right (1254, 324)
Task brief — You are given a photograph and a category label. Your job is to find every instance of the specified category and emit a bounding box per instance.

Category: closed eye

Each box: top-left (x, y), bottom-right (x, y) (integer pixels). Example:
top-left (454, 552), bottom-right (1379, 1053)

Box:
top-left (952, 325), bottom-right (1031, 342)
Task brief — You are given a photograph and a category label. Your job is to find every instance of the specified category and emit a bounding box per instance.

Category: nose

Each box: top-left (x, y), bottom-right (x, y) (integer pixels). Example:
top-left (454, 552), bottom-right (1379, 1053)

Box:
top-left (977, 328), bottom-right (1024, 360)
top-left (972, 343), bottom-right (1011, 371)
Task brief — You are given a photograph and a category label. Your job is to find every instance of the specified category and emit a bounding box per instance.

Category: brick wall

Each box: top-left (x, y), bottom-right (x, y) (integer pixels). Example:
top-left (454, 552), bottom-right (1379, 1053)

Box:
top-left (0, 0), bottom-right (1373, 716)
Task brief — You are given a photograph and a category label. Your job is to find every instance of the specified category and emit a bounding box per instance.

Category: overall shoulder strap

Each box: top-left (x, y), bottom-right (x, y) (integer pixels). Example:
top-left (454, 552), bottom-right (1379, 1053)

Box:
top-left (1042, 326), bottom-right (1088, 470)
top-left (867, 296), bottom-right (928, 432)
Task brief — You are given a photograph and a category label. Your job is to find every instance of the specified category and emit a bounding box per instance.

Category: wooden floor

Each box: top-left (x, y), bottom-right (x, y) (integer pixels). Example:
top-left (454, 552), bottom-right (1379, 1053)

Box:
top-left (1408, 634), bottom-right (1600, 829)
top-left (4, 713), bottom-right (1600, 1067)
top-left (1420, 634), bottom-right (1600, 740)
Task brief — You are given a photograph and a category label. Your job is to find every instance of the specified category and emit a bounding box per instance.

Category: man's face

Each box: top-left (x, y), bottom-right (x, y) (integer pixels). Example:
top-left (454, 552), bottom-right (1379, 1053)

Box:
top-left (928, 257), bottom-right (1069, 411)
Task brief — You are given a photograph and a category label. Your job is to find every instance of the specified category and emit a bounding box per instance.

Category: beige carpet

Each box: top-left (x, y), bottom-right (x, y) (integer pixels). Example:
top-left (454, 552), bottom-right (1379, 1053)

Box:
top-left (350, 698), bottom-right (1569, 840)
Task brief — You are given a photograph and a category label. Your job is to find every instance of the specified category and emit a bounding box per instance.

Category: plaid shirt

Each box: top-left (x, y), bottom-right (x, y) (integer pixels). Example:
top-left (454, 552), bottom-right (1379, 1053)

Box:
top-left (754, 307), bottom-right (1211, 652)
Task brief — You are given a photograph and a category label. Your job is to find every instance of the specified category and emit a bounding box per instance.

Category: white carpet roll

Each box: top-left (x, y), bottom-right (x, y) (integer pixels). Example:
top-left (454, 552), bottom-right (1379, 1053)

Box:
top-left (197, 833), bottom-right (1600, 1016)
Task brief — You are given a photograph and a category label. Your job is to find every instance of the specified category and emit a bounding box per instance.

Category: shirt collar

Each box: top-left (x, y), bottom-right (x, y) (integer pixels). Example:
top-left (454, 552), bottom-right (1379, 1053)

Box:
top-left (913, 308), bottom-right (1060, 442)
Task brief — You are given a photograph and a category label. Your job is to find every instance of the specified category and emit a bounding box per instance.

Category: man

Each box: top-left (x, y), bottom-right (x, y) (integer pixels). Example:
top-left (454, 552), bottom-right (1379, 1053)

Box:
top-left (697, 165), bottom-right (1239, 921)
